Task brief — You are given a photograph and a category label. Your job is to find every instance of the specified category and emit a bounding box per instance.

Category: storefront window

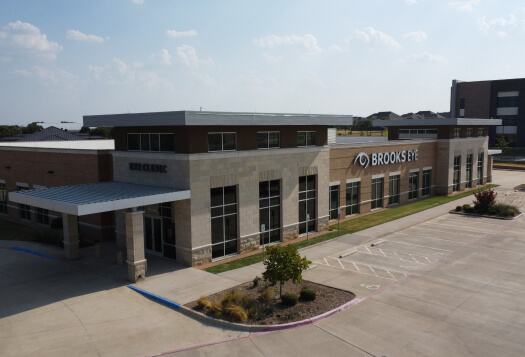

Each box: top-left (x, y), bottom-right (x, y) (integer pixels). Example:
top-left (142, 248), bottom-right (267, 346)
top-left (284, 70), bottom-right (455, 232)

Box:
top-left (422, 169), bottom-right (432, 196)
top-left (389, 175), bottom-right (400, 205)
top-left (257, 132), bottom-right (280, 149)
top-left (345, 181), bottom-right (359, 215)
top-left (299, 175), bottom-right (316, 234)
top-left (453, 156), bottom-right (461, 191)
top-left (409, 172), bottom-right (419, 200)
top-left (477, 153), bottom-right (484, 185)
top-left (297, 131), bottom-right (316, 147)
top-left (0, 182), bottom-right (6, 214)
top-left (466, 154), bottom-right (473, 188)
top-left (329, 185), bottom-right (339, 220)
top-left (128, 133), bottom-right (174, 152)
top-left (259, 180), bottom-right (281, 245)
top-left (211, 186), bottom-right (238, 259)
top-left (208, 133), bottom-right (236, 152)
top-left (371, 178), bottom-right (383, 209)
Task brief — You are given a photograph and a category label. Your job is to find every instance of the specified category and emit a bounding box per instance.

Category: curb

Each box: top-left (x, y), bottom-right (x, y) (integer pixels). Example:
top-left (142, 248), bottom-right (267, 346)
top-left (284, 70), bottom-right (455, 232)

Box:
top-left (127, 285), bottom-right (359, 333)
top-left (449, 210), bottom-right (524, 220)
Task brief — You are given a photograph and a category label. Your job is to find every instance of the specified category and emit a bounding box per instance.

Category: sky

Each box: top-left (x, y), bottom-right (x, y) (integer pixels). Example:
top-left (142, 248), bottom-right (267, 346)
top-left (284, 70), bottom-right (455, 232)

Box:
top-left (1, 0), bottom-right (525, 127)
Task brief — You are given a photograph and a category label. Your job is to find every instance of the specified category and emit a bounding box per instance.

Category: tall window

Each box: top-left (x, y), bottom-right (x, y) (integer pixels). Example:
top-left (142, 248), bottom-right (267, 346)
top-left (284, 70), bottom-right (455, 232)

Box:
top-left (297, 131), bottom-right (316, 147)
top-left (128, 133), bottom-right (174, 152)
top-left (345, 182), bottom-right (359, 215)
top-left (17, 186), bottom-right (31, 221)
top-left (466, 154), bottom-right (473, 188)
top-left (422, 169), bottom-right (432, 197)
top-left (371, 178), bottom-right (383, 210)
top-left (208, 133), bottom-right (236, 152)
top-left (477, 153), bottom-right (484, 185)
top-left (388, 175), bottom-right (400, 205)
top-left (453, 156), bottom-right (461, 192)
top-left (453, 128), bottom-right (461, 138)
top-left (477, 128), bottom-right (484, 136)
top-left (408, 172), bottom-right (419, 200)
top-left (466, 128), bottom-right (473, 137)
top-left (497, 95), bottom-right (518, 107)
top-left (259, 180), bottom-right (281, 245)
top-left (299, 175), bottom-right (316, 234)
top-left (0, 182), bottom-right (6, 214)
top-left (329, 185), bottom-right (339, 220)
top-left (257, 132), bottom-right (280, 149)
top-left (36, 208), bottom-right (49, 225)
top-left (210, 186), bottom-right (238, 259)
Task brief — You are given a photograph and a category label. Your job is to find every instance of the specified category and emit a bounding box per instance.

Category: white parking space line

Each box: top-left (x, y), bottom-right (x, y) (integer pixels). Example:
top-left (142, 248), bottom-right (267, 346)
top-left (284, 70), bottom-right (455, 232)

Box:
top-left (314, 256), bottom-right (408, 281)
top-left (409, 226), bottom-right (482, 237)
top-left (422, 222), bottom-right (491, 233)
top-left (354, 245), bottom-right (433, 265)
top-left (383, 240), bottom-right (453, 252)
top-left (394, 232), bottom-right (468, 244)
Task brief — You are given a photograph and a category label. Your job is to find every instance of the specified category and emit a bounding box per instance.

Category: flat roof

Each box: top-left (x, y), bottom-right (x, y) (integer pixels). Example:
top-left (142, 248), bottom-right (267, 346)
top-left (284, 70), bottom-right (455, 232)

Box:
top-left (8, 182), bottom-right (190, 216)
top-left (0, 140), bottom-right (115, 150)
top-left (84, 110), bottom-right (353, 127)
top-left (372, 118), bottom-right (502, 127)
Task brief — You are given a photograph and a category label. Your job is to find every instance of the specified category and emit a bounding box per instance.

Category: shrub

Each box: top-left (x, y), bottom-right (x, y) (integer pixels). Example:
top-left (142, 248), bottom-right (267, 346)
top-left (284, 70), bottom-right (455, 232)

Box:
top-left (225, 304), bottom-right (248, 323)
top-left (244, 299), bottom-right (258, 318)
top-left (253, 276), bottom-right (262, 288)
top-left (493, 203), bottom-right (520, 217)
top-left (281, 293), bottom-right (298, 306)
top-left (487, 209), bottom-right (496, 215)
top-left (210, 301), bottom-right (223, 318)
top-left (254, 305), bottom-right (274, 321)
top-left (473, 188), bottom-right (497, 213)
top-left (456, 206), bottom-right (462, 212)
top-left (465, 207), bottom-right (475, 213)
top-left (197, 296), bottom-right (211, 310)
top-left (300, 287), bottom-right (316, 301)
top-left (462, 204), bottom-right (471, 210)
top-left (221, 289), bottom-right (247, 307)
top-left (260, 287), bottom-right (275, 302)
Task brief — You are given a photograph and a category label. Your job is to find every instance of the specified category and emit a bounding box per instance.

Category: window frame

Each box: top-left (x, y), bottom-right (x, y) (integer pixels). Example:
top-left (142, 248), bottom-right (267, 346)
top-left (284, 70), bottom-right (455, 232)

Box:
top-left (127, 133), bottom-right (175, 152)
top-left (408, 172), bottom-right (419, 200)
top-left (210, 185), bottom-right (239, 260)
top-left (257, 131), bottom-right (280, 150)
top-left (388, 175), bottom-right (400, 205)
top-left (329, 184), bottom-right (340, 220)
top-left (345, 181), bottom-right (360, 215)
top-left (297, 131), bottom-right (316, 147)
top-left (422, 169), bottom-right (432, 197)
top-left (298, 175), bottom-right (317, 234)
top-left (371, 177), bottom-right (384, 210)
top-left (0, 181), bottom-right (7, 214)
top-left (208, 132), bottom-right (237, 152)
top-left (453, 128), bottom-right (461, 138)
top-left (466, 128), bottom-right (473, 138)
top-left (453, 156), bottom-right (461, 192)
top-left (36, 207), bottom-right (49, 225)
top-left (259, 180), bottom-right (281, 246)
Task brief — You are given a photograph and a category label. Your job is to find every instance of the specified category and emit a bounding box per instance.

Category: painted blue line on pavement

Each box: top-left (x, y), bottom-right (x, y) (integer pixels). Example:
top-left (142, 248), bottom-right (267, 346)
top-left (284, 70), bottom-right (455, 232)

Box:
top-left (127, 285), bottom-right (181, 310)
top-left (11, 247), bottom-right (57, 260)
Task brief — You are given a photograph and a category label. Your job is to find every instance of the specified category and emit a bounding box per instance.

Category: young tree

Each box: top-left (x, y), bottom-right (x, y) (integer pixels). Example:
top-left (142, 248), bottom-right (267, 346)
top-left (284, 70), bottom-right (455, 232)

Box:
top-left (262, 244), bottom-right (311, 298)
top-left (495, 136), bottom-right (510, 155)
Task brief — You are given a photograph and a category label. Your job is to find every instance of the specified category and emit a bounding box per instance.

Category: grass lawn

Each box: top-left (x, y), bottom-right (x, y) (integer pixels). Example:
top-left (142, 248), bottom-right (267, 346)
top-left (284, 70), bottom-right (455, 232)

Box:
top-left (206, 184), bottom-right (498, 274)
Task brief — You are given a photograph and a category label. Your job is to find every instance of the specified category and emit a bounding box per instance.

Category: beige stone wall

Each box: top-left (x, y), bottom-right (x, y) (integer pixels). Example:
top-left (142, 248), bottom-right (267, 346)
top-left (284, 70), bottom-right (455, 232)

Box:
top-left (435, 137), bottom-right (488, 194)
top-left (188, 147), bottom-right (330, 265)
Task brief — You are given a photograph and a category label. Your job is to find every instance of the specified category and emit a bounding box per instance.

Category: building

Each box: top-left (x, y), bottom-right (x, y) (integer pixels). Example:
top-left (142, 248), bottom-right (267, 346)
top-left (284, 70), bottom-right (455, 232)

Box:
top-left (2, 111), bottom-right (500, 282)
top-left (451, 78), bottom-right (525, 147)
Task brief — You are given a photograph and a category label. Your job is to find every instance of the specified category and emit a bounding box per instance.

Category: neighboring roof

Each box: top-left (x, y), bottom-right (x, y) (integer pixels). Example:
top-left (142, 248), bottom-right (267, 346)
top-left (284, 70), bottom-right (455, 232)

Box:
top-left (0, 140), bottom-right (114, 150)
top-left (401, 111), bottom-right (449, 119)
top-left (373, 118), bottom-right (502, 127)
top-left (84, 111), bottom-right (354, 127)
top-left (8, 181), bottom-right (190, 216)
top-left (42, 123), bottom-right (83, 132)
top-left (0, 126), bottom-right (83, 142)
top-left (367, 111), bottom-right (403, 120)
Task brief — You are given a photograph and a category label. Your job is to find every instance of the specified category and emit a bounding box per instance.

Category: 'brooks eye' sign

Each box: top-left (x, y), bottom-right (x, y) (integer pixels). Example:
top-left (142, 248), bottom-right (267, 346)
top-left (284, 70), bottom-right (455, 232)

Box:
top-left (353, 150), bottom-right (418, 168)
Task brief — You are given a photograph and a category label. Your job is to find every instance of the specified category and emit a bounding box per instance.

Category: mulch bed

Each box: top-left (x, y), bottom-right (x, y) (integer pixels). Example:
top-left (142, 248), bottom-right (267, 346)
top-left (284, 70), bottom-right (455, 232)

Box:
top-left (184, 280), bottom-right (355, 325)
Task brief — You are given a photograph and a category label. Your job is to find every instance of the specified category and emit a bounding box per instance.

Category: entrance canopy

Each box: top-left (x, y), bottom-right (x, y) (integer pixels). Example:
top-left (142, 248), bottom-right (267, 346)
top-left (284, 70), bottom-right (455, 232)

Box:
top-left (9, 181), bottom-right (190, 216)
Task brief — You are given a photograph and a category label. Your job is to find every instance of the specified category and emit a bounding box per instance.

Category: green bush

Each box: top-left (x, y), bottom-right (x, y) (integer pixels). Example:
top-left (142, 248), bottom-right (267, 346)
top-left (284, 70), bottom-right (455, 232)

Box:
top-left (493, 203), bottom-right (521, 217)
top-left (281, 293), bottom-right (298, 306)
top-left (253, 276), bottom-right (261, 287)
top-left (300, 287), bottom-right (316, 301)
top-left (462, 204), bottom-right (471, 210)
top-left (487, 209), bottom-right (496, 215)
top-left (455, 206), bottom-right (462, 212)
top-left (465, 207), bottom-right (475, 213)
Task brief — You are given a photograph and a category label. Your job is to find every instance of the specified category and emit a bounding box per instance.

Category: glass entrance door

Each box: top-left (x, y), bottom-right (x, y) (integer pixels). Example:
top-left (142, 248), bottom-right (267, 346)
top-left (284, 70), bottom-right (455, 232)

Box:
top-left (144, 216), bottom-right (163, 255)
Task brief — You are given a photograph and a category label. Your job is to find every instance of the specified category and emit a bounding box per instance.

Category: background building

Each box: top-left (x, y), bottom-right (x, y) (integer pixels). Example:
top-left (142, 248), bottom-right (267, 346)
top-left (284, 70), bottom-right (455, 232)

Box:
top-left (451, 78), bottom-right (525, 147)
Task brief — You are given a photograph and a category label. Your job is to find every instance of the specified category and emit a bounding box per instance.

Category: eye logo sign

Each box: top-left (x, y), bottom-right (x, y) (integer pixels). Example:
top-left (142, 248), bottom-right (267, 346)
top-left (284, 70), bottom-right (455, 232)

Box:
top-left (353, 152), bottom-right (370, 168)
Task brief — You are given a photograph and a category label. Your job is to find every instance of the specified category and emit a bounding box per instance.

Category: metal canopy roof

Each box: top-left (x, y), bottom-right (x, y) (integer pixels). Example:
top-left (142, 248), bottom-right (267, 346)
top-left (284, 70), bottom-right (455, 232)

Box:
top-left (8, 182), bottom-right (190, 216)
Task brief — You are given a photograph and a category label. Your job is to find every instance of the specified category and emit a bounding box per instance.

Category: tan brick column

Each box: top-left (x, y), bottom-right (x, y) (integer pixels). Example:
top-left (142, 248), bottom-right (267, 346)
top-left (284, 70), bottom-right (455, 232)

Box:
top-left (62, 213), bottom-right (80, 260)
top-left (125, 210), bottom-right (146, 282)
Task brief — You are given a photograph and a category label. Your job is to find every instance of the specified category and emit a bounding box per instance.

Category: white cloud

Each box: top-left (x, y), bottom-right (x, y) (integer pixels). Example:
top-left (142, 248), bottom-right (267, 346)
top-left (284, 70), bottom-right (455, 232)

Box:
top-left (263, 53), bottom-right (282, 62)
top-left (165, 29), bottom-right (198, 38)
top-left (66, 30), bottom-right (105, 43)
top-left (14, 69), bottom-right (33, 77)
top-left (0, 21), bottom-right (62, 59)
top-left (189, 72), bottom-right (217, 87)
top-left (409, 52), bottom-right (447, 63)
top-left (478, 13), bottom-right (519, 37)
top-left (328, 44), bottom-right (349, 53)
top-left (348, 27), bottom-right (401, 49)
top-left (405, 0), bottom-right (417, 4)
top-left (157, 49), bottom-right (172, 65)
top-left (176, 44), bottom-right (214, 67)
top-left (252, 34), bottom-right (322, 53)
top-left (32, 66), bottom-right (77, 86)
top-left (88, 65), bottom-right (105, 79)
top-left (448, 0), bottom-right (480, 12)
top-left (403, 30), bottom-right (428, 42)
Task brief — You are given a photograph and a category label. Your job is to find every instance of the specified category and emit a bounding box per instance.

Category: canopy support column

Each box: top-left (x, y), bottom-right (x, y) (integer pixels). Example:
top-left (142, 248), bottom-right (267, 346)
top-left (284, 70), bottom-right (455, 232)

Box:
top-left (125, 210), bottom-right (146, 282)
top-left (62, 213), bottom-right (80, 260)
